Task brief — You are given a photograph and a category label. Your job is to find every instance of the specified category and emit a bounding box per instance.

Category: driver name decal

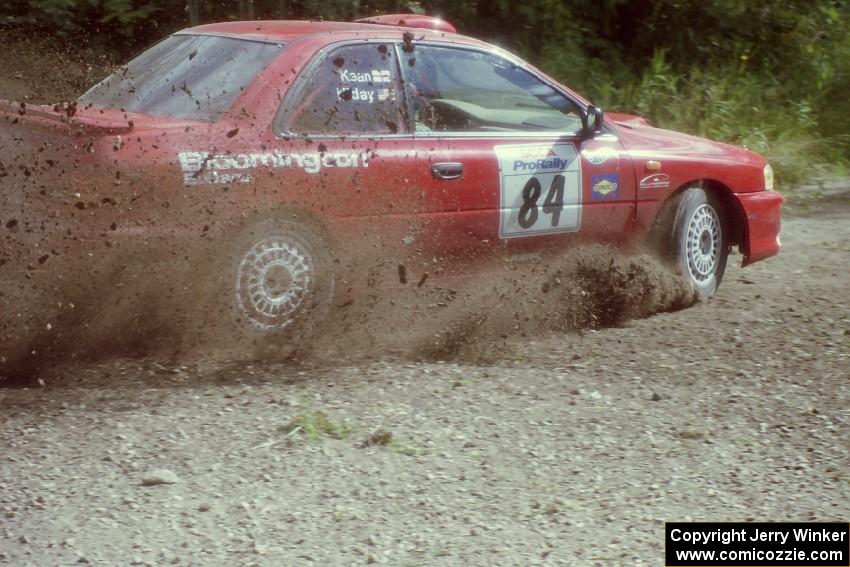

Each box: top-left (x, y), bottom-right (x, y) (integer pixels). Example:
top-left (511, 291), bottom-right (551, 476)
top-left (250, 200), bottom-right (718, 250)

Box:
top-left (495, 143), bottom-right (582, 239)
top-left (339, 69), bottom-right (391, 83)
top-left (336, 68), bottom-right (395, 104)
top-left (177, 150), bottom-right (370, 185)
top-left (335, 87), bottom-right (394, 104)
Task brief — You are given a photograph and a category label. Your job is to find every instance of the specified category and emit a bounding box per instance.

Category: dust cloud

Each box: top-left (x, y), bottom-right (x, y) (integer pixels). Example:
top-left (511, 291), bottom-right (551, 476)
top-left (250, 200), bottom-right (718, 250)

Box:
top-left (309, 244), bottom-right (695, 364)
top-left (1, 241), bottom-right (695, 384)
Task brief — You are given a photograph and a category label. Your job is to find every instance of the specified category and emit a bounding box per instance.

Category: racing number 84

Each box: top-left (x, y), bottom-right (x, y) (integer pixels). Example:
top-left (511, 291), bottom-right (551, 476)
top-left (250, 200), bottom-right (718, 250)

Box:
top-left (518, 175), bottom-right (566, 229)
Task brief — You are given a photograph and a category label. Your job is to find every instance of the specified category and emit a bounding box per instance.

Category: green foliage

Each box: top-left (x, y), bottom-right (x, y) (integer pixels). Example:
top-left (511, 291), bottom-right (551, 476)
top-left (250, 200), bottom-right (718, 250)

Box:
top-left (523, 0), bottom-right (850, 185)
top-left (281, 408), bottom-right (354, 441)
top-left (618, 53), bottom-right (823, 186)
top-left (543, 45), bottom-right (833, 186)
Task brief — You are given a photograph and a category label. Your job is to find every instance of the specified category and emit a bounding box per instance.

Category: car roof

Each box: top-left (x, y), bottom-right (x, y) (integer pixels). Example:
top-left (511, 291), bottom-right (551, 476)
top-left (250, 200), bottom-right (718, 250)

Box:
top-left (184, 20), bottom-right (483, 47)
top-left (182, 19), bottom-right (590, 108)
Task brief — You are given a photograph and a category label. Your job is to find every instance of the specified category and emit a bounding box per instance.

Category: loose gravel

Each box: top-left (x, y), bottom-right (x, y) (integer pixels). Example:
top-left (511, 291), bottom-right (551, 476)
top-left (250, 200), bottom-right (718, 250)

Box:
top-left (1, 203), bottom-right (848, 566)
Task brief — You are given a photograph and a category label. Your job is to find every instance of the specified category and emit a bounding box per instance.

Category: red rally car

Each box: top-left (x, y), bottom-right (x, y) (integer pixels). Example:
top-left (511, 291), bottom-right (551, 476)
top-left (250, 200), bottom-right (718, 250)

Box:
top-left (0, 15), bottom-right (782, 361)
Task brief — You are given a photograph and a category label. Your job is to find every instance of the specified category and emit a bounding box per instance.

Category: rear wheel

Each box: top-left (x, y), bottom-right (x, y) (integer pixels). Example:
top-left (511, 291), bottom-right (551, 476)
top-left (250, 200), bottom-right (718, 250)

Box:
top-left (215, 215), bottom-right (335, 344)
top-left (659, 187), bottom-right (729, 299)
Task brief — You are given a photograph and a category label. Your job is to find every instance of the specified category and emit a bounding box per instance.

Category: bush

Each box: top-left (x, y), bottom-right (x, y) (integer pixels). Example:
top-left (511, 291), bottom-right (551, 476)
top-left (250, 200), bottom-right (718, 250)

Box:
top-left (539, 45), bottom-right (845, 188)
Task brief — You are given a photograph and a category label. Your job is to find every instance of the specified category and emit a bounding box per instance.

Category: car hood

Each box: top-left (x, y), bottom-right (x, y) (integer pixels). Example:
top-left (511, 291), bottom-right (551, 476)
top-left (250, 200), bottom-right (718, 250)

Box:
top-left (607, 112), bottom-right (766, 169)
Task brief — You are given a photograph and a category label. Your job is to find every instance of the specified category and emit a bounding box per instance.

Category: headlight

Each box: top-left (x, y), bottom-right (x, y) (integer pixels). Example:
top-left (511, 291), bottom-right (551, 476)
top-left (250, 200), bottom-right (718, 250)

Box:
top-left (763, 164), bottom-right (774, 191)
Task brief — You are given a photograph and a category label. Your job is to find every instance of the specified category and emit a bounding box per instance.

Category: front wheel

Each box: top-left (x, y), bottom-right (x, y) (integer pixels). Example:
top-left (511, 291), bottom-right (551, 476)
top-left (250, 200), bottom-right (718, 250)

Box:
top-left (662, 187), bottom-right (729, 299)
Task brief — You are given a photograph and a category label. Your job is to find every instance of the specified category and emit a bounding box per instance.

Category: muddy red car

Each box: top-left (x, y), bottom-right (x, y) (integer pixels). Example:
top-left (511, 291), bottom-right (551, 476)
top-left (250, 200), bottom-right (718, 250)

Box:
top-left (0, 15), bottom-right (782, 374)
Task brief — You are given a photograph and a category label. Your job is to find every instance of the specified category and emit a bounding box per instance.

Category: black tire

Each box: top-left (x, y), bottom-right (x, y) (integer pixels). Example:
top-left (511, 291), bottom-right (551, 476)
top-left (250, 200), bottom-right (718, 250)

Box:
top-left (659, 187), bottom-right (729, 299)
top-left (214, 214), bottom-right (335, 342)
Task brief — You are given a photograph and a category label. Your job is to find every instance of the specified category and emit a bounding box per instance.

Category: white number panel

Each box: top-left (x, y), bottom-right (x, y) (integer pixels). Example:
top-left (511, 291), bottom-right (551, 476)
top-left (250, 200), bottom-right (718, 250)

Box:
top-left (495, 143), bottom-right (582, 239)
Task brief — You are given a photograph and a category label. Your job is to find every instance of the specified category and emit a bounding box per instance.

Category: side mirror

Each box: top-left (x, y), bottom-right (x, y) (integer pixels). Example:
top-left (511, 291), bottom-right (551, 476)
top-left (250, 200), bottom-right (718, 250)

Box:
top-left (583, 105), bottom-right (604, 137)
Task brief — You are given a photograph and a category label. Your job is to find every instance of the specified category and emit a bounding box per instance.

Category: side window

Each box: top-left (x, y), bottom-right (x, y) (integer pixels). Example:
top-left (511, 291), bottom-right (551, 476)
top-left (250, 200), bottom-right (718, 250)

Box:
top-left (403, 46), bottom-right (583, 134)
top-left (278, 43), bottom-right (407, 136)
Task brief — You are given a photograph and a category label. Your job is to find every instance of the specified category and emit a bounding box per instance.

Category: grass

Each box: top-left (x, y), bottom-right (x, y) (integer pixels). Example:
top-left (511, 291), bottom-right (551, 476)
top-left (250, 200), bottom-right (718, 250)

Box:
top-left (258, 406), bottom-right (427, 454)
top-left (359, 428), bottom-right (426, 457)
top-left (280, 408), bottom-right (354, 441)
top-left (388, 438), bottom-right (427, 457)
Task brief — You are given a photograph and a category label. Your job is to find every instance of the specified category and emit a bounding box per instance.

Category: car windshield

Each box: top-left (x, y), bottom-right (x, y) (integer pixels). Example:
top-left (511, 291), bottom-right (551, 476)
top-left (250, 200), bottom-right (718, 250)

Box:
top-left (78, 34), bottom-right (283, 122)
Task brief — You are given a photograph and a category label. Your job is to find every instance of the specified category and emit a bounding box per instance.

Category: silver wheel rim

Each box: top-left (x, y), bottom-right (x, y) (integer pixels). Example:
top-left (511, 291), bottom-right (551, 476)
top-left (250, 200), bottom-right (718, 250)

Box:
top-left (685, 203), bottom-right (721, 283)
top-left (235, 236), bottom-right (313, 330)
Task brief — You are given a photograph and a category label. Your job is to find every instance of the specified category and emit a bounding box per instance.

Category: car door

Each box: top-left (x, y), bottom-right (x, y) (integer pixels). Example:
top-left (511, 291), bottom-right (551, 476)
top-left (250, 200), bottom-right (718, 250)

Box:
top-left (401, 44), bottom-right (634, 267)
top-left (253, 40), bottom-right (435, 280)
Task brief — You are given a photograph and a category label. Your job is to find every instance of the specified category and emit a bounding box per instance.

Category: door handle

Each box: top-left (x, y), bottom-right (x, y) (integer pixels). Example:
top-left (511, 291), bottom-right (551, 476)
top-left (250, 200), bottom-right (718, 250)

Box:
top-left (431, 162), bottom-right (464, 180)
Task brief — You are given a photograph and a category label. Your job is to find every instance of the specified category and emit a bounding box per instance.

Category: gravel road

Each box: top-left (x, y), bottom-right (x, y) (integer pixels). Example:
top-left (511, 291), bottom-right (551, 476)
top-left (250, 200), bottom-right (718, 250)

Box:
top-left (1, 195), bottom-right (848, 567)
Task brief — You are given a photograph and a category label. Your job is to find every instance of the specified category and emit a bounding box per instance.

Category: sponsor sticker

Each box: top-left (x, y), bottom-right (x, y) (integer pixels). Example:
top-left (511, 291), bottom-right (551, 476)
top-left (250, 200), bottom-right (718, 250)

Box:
top-left (591, 173), bottom-right (620, 200)
top-left (639, 173), bottom-right (670, 189)
top-left (177, 150), bottom-right (370, 186)
top-left (581, 146), bottom-right (617, 165)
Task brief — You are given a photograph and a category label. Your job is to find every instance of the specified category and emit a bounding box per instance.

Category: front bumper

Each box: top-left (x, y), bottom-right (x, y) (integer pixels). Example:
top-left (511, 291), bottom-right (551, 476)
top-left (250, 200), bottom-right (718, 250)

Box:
top-left (734, 190), bottom-right (784, 266)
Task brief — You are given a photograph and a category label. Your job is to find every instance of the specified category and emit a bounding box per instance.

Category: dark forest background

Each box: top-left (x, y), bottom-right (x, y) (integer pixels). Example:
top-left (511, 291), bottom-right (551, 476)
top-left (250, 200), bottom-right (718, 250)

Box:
top-left (4, 0), bottom-right (850, 185)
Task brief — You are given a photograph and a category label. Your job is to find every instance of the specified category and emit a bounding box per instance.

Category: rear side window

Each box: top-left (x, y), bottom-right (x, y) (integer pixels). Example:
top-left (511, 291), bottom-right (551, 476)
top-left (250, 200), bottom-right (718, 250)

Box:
top-left (278, 43), bottom-right (407, 136)
top-left (78, 34), bottom-right (283, 122)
